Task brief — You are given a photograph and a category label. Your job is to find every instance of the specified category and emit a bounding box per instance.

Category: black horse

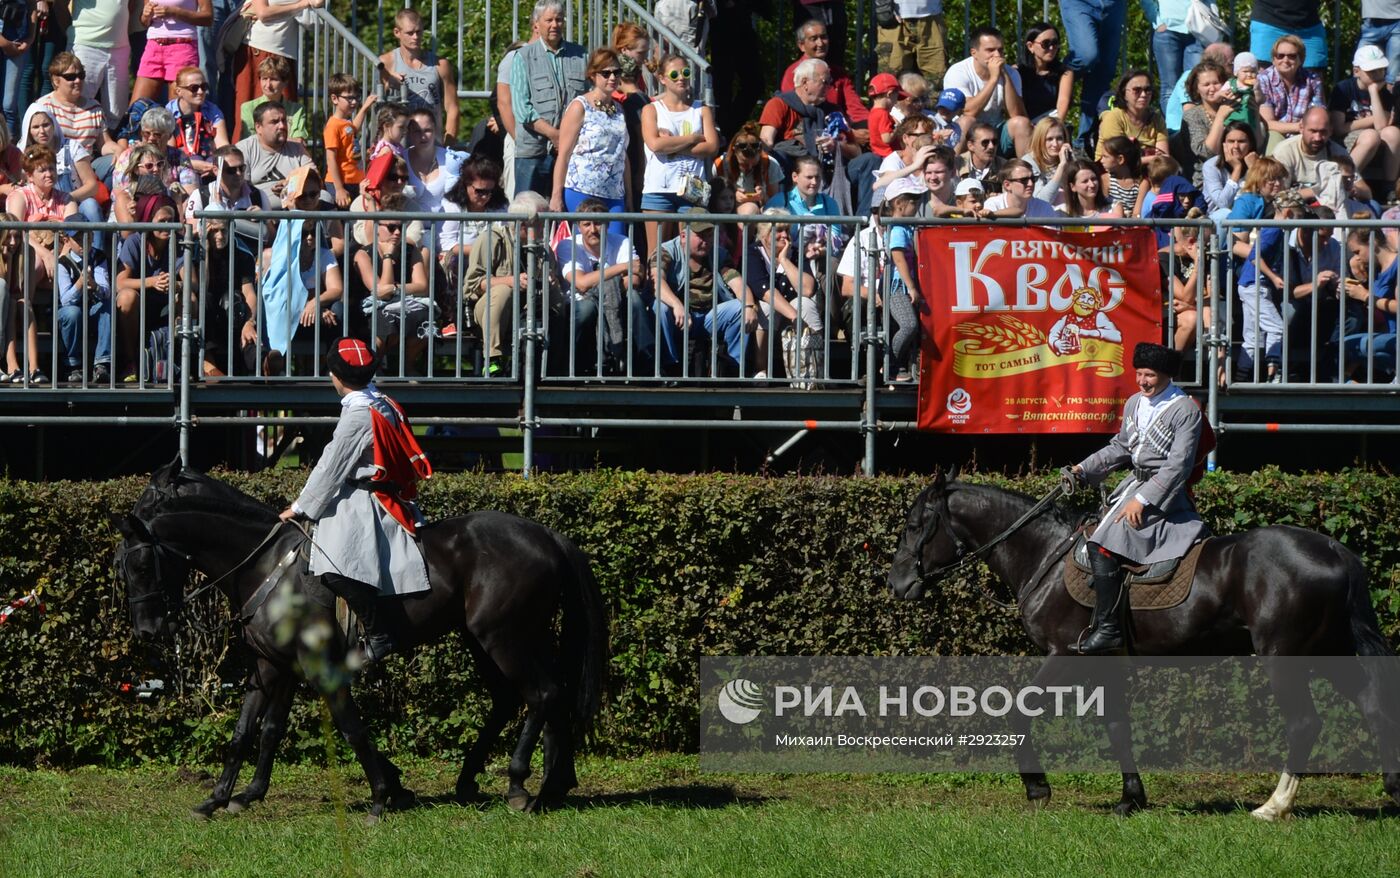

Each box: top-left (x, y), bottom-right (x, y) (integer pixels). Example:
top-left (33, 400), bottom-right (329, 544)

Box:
top-left (888, 469), bottom-right (1400, 819)
top-left (116, 458), bottom-right (607, 820)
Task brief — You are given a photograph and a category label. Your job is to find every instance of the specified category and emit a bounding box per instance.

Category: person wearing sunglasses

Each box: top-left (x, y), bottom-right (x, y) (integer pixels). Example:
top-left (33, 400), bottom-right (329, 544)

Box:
top-left (1015, 21), bottom-right (1073, 123)
top-left (642, 53), bottom-right (720, 257)
top-left (1095, 69), bottom-right (1169, 162)
top-left (166, 66), bottom-right (230, 180)
top-left (509, 1), bottom-right (588, 198)
top-left (714, 121), bottom-right (784, 215)
top-left (981, 158), bottom-right (1059, 218)
top-left (550, 48), bottom-right (631, 234)
top-left (35, 54), bottom-right (120, 185)
top-left (1255, 34), bottom-right (1325, 155)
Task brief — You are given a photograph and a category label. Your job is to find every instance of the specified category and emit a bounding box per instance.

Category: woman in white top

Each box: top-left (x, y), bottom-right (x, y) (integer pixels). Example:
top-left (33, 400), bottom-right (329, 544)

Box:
top-left (1021, 116), bottom-right (1073, 207)
top-left (1056, 160), bottom-right (1124, 230)
top-left (640, 53), bottom-right (719, 256)
top-left (405, 108), bottom-right (467, 250)
top-left (234, 0), bottom-right (324, 121)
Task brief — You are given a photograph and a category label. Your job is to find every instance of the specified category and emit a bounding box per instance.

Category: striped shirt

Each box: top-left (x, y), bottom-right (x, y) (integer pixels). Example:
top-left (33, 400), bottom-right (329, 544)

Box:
top-left (34, 95), bottom-right (107, 158)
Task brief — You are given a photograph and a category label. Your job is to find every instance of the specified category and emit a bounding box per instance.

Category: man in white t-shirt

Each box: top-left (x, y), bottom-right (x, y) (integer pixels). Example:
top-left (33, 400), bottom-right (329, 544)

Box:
top-left (553, 198), bottom-right (653, 372)
top-left (982, 159), bottom-right (1057, 218)
top-left (943, 25), bottom-right (1030, 158)
top-left (836, 220), bottom-right (886, 340)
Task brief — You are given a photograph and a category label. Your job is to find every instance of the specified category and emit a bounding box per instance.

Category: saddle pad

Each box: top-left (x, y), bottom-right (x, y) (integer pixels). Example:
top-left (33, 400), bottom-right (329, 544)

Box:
top-left (1063, 538), bottom-right (1209, 611)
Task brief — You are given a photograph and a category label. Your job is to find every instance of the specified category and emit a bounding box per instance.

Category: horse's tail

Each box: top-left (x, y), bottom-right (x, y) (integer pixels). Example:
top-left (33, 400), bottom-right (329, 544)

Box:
top-left (553, 531), bottom-right (608, 742)
top-left (1335, 540), bottom-right (1394, 657)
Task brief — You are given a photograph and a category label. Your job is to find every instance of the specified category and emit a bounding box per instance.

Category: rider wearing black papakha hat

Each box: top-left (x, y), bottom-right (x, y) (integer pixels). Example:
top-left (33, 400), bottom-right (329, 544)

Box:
top-left (1060, 341), bottom-right (1206, 654)
top-left (279, 338), bottom-right (434, 666)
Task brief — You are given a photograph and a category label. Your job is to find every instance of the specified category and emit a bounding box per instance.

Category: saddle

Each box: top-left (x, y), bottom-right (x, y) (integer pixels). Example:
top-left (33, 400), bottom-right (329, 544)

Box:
top-left (1063, 531), bottom-right (1210, 611)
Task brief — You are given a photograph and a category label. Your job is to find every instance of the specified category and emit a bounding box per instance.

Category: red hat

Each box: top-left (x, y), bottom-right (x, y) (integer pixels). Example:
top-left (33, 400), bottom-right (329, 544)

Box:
top-left (326, 338), bottom-right (378, 385)
top-left (868, 73), bottom-right (903, 98)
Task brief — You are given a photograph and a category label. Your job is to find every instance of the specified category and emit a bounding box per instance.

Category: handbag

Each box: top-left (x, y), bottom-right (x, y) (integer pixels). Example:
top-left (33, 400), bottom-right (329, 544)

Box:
top-left (1184, 0), bottom-right (1228, 46)
top-left (674, 173), bottom-right (711, 207)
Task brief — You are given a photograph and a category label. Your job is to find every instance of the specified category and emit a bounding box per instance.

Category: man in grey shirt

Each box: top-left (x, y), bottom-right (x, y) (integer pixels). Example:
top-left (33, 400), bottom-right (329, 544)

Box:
top-left (234, 101), bottom-right (314, 204)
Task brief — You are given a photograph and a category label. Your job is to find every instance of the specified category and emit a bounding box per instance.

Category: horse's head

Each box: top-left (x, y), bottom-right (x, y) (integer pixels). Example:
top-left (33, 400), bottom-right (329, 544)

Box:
top-left (888, 466), bottom-right (965, 600)
top-left (114, 512), bottom-right (189, 642)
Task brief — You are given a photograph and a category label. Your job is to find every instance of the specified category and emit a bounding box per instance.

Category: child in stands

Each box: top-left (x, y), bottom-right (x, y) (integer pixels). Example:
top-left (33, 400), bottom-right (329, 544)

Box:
top-left (324, 73), bottom-right (378, 209)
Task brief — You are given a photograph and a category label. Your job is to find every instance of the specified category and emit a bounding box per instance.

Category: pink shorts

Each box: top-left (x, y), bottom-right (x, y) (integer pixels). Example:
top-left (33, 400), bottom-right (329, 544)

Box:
top-left (137, 39), bottom-right (200, 82)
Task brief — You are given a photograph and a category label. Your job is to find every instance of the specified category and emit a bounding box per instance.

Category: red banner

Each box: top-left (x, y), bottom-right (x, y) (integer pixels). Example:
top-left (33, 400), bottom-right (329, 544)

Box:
top-left (916, 225), bottom-right (1162, 433)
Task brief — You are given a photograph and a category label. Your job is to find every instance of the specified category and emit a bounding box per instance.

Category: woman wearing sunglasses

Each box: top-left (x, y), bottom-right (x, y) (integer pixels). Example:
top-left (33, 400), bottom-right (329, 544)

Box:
top-left (640, 53), bottom-right (719, 257)
top-left (550, 48), bottom-right (631, 236)
top-left (1015, 22), bottom-right (1073, 124)
top-left (713, 122), bottom-right (784, 216)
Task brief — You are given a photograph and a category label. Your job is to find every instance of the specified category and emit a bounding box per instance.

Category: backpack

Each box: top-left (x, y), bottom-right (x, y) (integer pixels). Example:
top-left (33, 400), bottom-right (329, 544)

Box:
top-left (874, 0), bottom-right (898, 29)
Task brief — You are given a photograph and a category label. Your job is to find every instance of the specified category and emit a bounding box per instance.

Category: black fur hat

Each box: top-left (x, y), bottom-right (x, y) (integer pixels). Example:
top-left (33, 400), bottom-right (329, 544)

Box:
top-left (1132, 342), bottom-right (1181, 376)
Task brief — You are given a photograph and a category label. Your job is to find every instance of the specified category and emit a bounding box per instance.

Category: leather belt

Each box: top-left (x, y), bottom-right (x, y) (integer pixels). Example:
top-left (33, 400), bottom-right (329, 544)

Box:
top-left (1132, 467), bottom-right (1155, 483)
top-left (152, 37), bottom-right (197, 45)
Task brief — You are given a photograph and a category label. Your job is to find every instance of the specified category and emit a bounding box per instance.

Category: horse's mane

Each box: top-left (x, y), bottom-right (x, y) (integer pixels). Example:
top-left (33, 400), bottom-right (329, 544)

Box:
top-left (151, 469), bottom-right (280, 525)
top-left (948, 479), bottom-right (1077, 529)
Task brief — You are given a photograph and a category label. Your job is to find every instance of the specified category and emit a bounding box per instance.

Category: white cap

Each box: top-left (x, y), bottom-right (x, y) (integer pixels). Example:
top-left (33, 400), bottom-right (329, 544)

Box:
top-left (885, 176), bottom-right (927, 200)
top-left (1354, 44), bottom-right (1388, 72)
top-left (954, 178), bottom-right (985, 197)
top-left (1233, 52), bottom-right (1258, 74)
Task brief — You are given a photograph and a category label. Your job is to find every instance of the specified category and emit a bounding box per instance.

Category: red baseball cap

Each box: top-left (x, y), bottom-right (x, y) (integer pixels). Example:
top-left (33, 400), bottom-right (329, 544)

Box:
top-left (868, 73), bottom-right (903, 98)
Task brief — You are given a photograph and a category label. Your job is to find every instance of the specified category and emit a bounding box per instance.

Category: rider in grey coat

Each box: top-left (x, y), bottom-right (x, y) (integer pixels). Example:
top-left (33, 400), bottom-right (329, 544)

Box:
top-left (1064, 342), bottom-right (1205, 655)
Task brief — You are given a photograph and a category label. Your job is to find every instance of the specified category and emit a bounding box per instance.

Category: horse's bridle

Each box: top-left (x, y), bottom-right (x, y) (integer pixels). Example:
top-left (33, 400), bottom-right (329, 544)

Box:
top-left (119, 519), bottom-right (288, 620)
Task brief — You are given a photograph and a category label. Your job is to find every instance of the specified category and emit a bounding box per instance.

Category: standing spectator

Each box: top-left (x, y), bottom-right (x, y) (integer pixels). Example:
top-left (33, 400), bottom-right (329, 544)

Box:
top-left (35, 53), bottom-right (119, 182)
top-left (710, 0), bottom-right (765, 141)
top-left (18, 105), bottom-right (101, 224)
top-left (1271, 107), bottom-right (1348, 199)
top-left (494, 35), bottom-right (530, 199)
top-left (781, 18), bottom-right (869, 141)
top-left (378, 7), bottom-right (458, 144)
top-left (1256, 35), bottom-right (1325, 155)
top-left (1226, 156), bottom-right (1289, 261)
top-left (944, 27), bottom-right (1031, 159)
top-left (790, 0), bottom-right (845, 69)
top-left (612, 23), bottom-right (649, 212)
top-left (876, 1), bottom-right (946, 84)
top-left (0, 116), bottom-right (18, 199)
top-left (1143, 0), bottom-right (1202, 116)
top-left (1023, 116), bottom-right (1073, 206)
top-left (196, 0), bottom-right (237, 90)
top-left (1201, 121), bottom-right (1258, 217)
top-left (1330, 46), bottom-right (1400, 192)
top-left (166, 65), bottom-right (228, 181)
top-left (655, 0), bottom-right (715, 54)
top-left (1059, 0), bottom-right (1127, 145)
top-left (643, 54), bottom-right (718, 257)
top-left (1015, 21), bottom-right (1073, 123)
top-left (0, 0), bottom-right (31, 135)
top-left (234, 100), bottom-right (312, 203)
top-left (233, 0), bottom-right (323, 137)
top-left (866, 73), bottom-right (901, 159)
top-left (1095, 70), bottom-right (1168, 160)
top-left (509, 1), bottom-right (586, 198)
top-left (1249, 0), bottom-right (1328, 73)
top-left (323, 73), bottom-right (376, 208)
top-left (132, 0), bottom-right (212, 103)
top-left (1359, 0), bottom-right (1400, 85)
top-left (551, 48), bottom-right (630, 231)
top-left (32, 0), bottom-right (73, 105)
top-left (713, 123), bottom-right (784, 216)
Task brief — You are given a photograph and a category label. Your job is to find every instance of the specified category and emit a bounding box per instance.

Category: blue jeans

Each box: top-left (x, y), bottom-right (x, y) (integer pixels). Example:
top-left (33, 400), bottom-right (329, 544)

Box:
top-left (58, 299), bottom-right (113, 369)
top-left (562, 187), bottom-right (626, 236)
top-left (199, 0), bottom-right (239, 86)
top-left (1151, 30), bottom-right (1201, 118)
top-left (1360, 19), bottom-right (1400, 84)
top-left (847, 151), bottom-right (882, 216)
top-left (1059, 0), bottom-right (1127, 143)
top-left (0, 49), bottom-right (27, 137)
top-left (514, 154), bottom-right (556, 199)
top-left (657, 299), bottom-right (749, 368)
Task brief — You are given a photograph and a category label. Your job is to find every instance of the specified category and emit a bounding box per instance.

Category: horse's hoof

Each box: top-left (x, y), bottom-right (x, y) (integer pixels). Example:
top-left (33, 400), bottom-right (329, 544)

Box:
top-left (454, 785), bottom-right (483, 806)
top-left (365, 803), bottom-right (385, 826)
top-left (389, 788), bottom-right (417, 811)
top-left (1028, 793), bottom-right (1051, 811)
top-left (225, 798), bottom-right (249, 815)
top-left (506, 791), bottom-right (531, 812)
top-left (1113, 799), bottom-right (1145, 817)
top-left (1025, 785), bottom-right (1052, 807)
top-left (190, 807), bottom-right (213, 821)
top-left (190, 799), bottom-right (220, 820)
top-left (1250, 803), bottom-right (1291, 822)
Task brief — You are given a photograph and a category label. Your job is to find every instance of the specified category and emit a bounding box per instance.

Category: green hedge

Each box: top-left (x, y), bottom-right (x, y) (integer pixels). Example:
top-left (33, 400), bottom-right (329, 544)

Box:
top-left (1, 469), bottom-right (1398, 768)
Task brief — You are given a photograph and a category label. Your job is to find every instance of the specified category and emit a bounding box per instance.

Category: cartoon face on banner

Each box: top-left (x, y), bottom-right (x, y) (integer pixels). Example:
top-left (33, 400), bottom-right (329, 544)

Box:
top-left (915, 226), bottom-right (1162, 433)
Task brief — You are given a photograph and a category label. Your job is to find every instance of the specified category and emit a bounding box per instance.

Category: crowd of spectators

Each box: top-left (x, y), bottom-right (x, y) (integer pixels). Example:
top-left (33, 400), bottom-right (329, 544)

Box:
top-left (0, 0), bottom-right (1392, 387)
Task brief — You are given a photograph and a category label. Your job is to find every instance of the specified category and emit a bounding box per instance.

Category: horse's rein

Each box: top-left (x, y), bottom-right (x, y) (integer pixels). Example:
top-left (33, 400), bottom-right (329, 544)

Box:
top-left (177, 521), bottom-right (295, 610)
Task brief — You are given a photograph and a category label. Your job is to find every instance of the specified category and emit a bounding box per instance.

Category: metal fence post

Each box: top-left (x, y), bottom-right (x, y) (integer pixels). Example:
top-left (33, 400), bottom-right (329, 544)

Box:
top-left (522, 232), bottom-right (539, 477)
top-left (178, 225), bottom-right (196, 465)
top-left (863, 227), bottom-right (880, 475)
top-left (1207, 227), bottom-right (1224, 471)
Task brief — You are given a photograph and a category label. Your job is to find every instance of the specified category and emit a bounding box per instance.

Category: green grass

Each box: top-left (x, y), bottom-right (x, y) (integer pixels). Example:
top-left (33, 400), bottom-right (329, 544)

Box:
top-left (3, 755), bottom-right (1398, 877)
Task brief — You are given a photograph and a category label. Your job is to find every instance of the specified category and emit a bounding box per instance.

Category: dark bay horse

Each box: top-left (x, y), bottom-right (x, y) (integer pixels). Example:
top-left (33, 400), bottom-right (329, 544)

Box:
top-left (116, 458), bottom-right (607, 820)
top-left (887, 469), bottom-right (1400, 819)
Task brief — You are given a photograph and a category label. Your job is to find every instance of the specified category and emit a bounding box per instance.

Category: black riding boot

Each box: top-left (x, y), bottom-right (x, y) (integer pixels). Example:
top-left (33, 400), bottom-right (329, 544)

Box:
top-left (323, 574), bottom-right (395, 665)
top-left (1071, 549), bottom-right (1127, 655)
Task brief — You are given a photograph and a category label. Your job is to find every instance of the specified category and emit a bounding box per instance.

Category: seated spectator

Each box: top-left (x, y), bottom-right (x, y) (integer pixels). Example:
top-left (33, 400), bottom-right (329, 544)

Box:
top-left (1235, 188), bottom-right (1305, 381)
top-left (983, 159), bottom-right (1058, 218)
top-left (1139, 155), bottom-right (1188, 220)
top-left (323, 73), bottom-right (376, 208)
top-left (197, 218), bottom-right (258, 376)
top-left (352, 191), bottom-right (428, 373)
top-left (554, 197), bottom-right (651, 373)
top-left (1095, 69), bottom-right (1168, 161)
top-left (760, 56), bottom-right (858, 172)
top-left (1256, 34), bottom-right (1324, 155)
top-left (1059, 159), bottom-right (1124, 224)
top-left (0, 215), bottom-right (46, 384)
top-left (35, 53), bottom-right (120, 183)
top-left (1159, 210), bottom-right (1205, 352)
top-left (653, 210), bottom-right (756, 372)
top-left (406, 107), bottom-right (467, 227)
top-left (835, 211), bottom-right (886, 345)
top-left (351, 154), bottom-right (424, 248)
top-left (55, 235), bottom-right (113, 383)
top-left (891, 73), bottom-right (932, 126)
top-left (956, 122), bottom-right (1007, 191)
top-left (1341, 228), bottom-right (1398, 380)
top-left (1271, 107), bottom-right (1349, 201)
top-left (1014, 21), bottom-right (1073, 123)
top-left (1178, 60), bottom-right (1260, 190)
top-left (872, 116), bottom-right (934, 208)
top-left (1329, 46), bottom-right (1400, 193)
top-left (744, 207), bottom-right (823, 380)
top-left (439, 156), bottom-right (506, 286)
top-left (378, 7), bottom-right (458, 144)
top-left (781, 18), bottom-right (869, 145)
top-left (260, 167), bottom-right (344, 375)
top-left (368, 102), bottom-right (412, 166)
top-left (235, 100), bottom-right (313, 204)
top-left (166, 65), bottom-right (230, 181)
top-left (1168, 41), bottom-right (1234, 133)
top-left (1099, 136), bottom-right (1146, 216)
top-left (927, 88), bottom-right (963, 150)
top-left (185, 145), bottom-right (269, 224)
top-left (115, 193), bottom-right (184, 382)
top-left (464, 190), bottom-right (561, 375)
top-left (132, 0), bottom-right (212, 103)
top-left (551, 49), bottom-right (630, 230)
top-left (1280, 206), bottom-right (1351, 378)
top-left (0, 116), bottom-right (20, 199)
top-left (1201, 121), bottom-right (1259, 217)
top-left (1022, 116), bottom-right (1072, 206)
top-left (949, 178), bottom-right (988, 218)
top-left (643, 53), bottom-right (720, 256)
top-left (866, 73), bottom-right (902, 159)
top-left (916, 147), bottom-right (959, 217)
top-left (714, 123), bottom-right (785, 216)
top-left (1320, 155), bottom-right (1378, 219)
top-left (882, 177), bottom-right (924, 382)
top-left (6, 145), bottom-right (79, 289)
top-left (18, 107), bottom-right (103, 225)
top-left (944, 26), bottom-right (1031, 158)
top-left (113, 145), bottom-right (179, 230)
top-left (766, 154), bottom-right (846, 253)
top-left (240, 54), bottom-right (309, 145)
top-left (111, 106), bottom-right (200, 204)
